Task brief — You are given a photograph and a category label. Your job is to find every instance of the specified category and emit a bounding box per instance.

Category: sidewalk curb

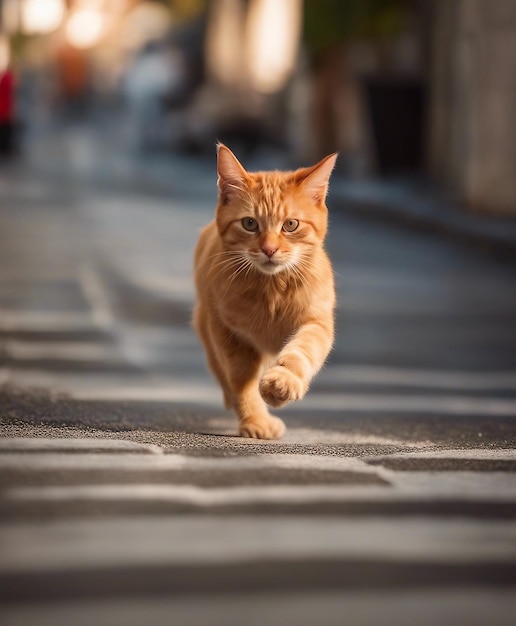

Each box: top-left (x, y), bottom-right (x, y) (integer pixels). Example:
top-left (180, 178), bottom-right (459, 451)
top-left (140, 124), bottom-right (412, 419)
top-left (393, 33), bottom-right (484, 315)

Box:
top-left (330, 181), bottom-right (516, 261)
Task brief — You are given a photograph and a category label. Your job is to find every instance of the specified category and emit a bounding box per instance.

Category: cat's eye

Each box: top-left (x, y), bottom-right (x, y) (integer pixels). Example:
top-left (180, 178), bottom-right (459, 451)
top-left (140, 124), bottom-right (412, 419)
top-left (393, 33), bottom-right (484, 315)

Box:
top-left (282, 219), bottom-right (299, 232)
top-left (242, 217), bottom-right (259, 232)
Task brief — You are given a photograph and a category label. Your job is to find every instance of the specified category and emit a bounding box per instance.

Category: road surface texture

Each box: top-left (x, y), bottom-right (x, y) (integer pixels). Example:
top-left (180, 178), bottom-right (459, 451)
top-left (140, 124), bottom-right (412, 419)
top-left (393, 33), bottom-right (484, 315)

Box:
top-left (1, 120), bottom-right (515, 625)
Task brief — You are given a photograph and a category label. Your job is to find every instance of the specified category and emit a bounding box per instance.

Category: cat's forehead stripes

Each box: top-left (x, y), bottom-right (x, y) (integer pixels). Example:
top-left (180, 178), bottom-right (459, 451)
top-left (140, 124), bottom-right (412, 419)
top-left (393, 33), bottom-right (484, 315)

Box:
top-left (249, 173), bottom-right (291, 219)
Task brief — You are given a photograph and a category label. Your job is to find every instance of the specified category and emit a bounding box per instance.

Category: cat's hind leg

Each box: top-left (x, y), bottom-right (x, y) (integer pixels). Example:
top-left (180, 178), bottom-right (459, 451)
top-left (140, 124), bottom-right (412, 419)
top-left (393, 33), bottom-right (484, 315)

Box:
top-left (194, 307), bottom-right (284, 438)
top-left (193, 305), bottom-right (233, 409)
top-left (216, 330), bottom-right (285, 439)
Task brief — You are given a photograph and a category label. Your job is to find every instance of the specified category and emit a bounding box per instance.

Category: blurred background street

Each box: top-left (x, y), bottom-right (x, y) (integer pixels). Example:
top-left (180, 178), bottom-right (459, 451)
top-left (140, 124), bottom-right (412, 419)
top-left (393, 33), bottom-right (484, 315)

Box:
top-left (1, 1), bottom-right (516, 625)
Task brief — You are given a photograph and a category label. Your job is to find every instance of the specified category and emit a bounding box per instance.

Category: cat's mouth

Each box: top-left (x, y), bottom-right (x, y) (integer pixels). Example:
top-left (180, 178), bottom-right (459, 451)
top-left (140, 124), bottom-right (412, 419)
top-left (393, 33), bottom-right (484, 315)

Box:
top-left (256, 257), bottom-right (286, 275)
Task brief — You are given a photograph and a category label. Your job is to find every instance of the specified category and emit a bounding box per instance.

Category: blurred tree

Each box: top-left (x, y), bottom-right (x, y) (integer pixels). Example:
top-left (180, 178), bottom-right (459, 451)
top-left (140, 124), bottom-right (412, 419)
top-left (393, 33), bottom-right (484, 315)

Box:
top-left (304, 0), bottom-right (412, 53)
top-left (303, 0), bottom-right (416, 161)
top-left (166, 0), bottom-right (206, 20)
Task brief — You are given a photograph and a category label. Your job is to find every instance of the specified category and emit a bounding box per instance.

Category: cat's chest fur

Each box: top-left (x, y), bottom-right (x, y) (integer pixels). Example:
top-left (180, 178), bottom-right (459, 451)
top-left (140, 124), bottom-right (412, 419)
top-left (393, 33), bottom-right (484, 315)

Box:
top-left (217, 275), bottom-right (309, 354)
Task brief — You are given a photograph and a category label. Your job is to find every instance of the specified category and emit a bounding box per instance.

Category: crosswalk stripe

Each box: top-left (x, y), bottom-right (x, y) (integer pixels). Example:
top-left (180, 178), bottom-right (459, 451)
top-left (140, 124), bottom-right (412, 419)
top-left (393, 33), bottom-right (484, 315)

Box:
top-left (1, 516), bottom-right (515, 574)
top-left (297, 391), bottom-right (516, 416)
top-left (321, 365), bottom-right (516, 390)
top-left (0, 368), bottom-right (9, 385)
top-left (0, 310), bottom-right (100, 332)
top-left (64, 386), bottom-right (516, 416)
top-left (78, 264), bottom-right (114, 331)
top-left (4, 340), bottom-right (124, 362)
top-left (4, 477), bottom-right (516, 507)
top-left (0, 447), bottom-right (514, 468)
top-left (3, 372), bottom-right (515, 417)
top-left (0, 452), bottom-right (381, 473)
top-left (0, 438), bottom-right (163, 454)
top-left (2, 590), bottom-right (515, 626)
top-left (376, 449), bottom-right (516, 460)
top-left (1, 445), bottom-right (515, 506)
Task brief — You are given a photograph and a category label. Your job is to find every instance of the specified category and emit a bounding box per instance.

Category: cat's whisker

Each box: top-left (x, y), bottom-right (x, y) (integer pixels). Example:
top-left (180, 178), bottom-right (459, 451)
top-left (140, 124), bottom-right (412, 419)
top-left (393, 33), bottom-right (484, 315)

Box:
top-left (223, 267), bottom-right (249, 297)
top-left (207, 250), bottom-right (245, 259)
top-left (205, 251), bottom-right (251, 279)
top-left (288, 261), bottom-right (310, 291)
top-left (206, 251), bottom-right (245, 266)
top-left (290, 256), bottom-right (315, 289)
top-left (292, 252), bottom-right (313, 270)
top-left (203, 261), bottom-right (240, 280)
top-left (203, 259), bottom-right (239, 280)
top-left (210, 257), bottom-right (245, 273)
top-left (243, 259), bottom-right (256, 281)
top-left (235, 257), bottom-right (255, 281)
top-left (205, 250), bottom-right (245, 262)
top-left (222, 255), bottom-right (255, 294)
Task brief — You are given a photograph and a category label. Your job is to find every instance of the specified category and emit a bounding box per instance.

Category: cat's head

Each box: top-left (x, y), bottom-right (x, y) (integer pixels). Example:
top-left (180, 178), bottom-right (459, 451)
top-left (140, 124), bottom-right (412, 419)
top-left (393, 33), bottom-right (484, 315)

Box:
top-left (215, 144), bottom-right (337, 276)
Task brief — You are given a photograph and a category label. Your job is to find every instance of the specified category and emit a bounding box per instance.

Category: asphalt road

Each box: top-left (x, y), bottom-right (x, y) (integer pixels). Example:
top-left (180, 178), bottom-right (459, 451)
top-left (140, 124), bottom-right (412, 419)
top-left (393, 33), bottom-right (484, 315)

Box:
top-left (0, 121), bottom-right (515, 625)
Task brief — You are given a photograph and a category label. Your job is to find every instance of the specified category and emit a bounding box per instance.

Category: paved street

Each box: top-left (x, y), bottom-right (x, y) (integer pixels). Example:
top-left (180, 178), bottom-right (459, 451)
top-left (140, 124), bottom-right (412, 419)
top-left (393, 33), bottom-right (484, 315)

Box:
top-left (1, 121), bottom-right (516, 625)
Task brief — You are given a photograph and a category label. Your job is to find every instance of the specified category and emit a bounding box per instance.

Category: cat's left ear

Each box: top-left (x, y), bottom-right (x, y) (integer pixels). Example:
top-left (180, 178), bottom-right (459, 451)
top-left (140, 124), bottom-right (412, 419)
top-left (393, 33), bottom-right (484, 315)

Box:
top-left (296, 153), bottom-right (338, 204)
top-left (217, 143), bottom-right (249, 204)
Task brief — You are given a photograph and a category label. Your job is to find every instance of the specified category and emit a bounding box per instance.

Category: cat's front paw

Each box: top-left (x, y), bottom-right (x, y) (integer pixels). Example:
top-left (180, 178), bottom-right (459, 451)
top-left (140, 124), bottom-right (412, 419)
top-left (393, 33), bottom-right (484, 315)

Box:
top-left (239, 416), bottom-right (286, 440)
top-left (259, 365), bottom-right (305, 408)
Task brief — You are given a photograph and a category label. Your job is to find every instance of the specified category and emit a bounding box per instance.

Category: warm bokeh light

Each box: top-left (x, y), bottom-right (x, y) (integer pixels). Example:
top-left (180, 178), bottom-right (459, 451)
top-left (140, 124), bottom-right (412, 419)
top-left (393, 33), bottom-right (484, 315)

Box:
top-left (246, 0), bottom-right (302, 93)
top-left (66, 8), bottom-right (105, 49)
top-left (206, 0), bottom-right (245, 88)
top-left (121, 1), bottom-right (174, 50)
top-left (0, 35), bottom-right (10, 72)
top-left (21, 0), bottom-right (66, 35)
top-left (1, 0), bottom-right (21, 34)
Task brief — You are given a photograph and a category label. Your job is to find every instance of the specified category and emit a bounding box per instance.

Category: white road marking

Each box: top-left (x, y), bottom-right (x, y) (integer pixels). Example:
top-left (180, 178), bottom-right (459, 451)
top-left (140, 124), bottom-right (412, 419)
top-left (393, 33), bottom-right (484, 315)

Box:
top-left (2, 590), bottom-right (515, 626)
top-left (4, 471), bottom-right (516, 506)
top-left (0, 310), bottom-right (98, 332)
top-left (321, 365), bottom-right (516, 391)
top-left (0, 452), bottom-right (378, 474)
top-left (0, 438), bottom-right (164, 454)
top-left (7, 365), bottom-right (505, 416)
top-left (0, 367), bottom-right (9, 386)
top-left (206, 422), bottom-right (429, 447)
top-left (2, 442), bottom-right (516, 507)
top-left (4, 369), bottom-right (515, 416)
top-left (78, 264), bottom-right (114, 330)
top-left (4, 447), bottom-right (511, 473)
top-left (298, 391), bottom-right (516, 416)
top-left (0, 179), bottom-right (53, 199)
top-left (4, 340), bottom-right (122, 362)
top-left (69, 383), bottom-right (222, 403)
top-left (68, 387), bottom-right (516, 416)
top-left (380, 449), bottom-right (516, 460)
top-left (1, 516), bottom-right (515, 574)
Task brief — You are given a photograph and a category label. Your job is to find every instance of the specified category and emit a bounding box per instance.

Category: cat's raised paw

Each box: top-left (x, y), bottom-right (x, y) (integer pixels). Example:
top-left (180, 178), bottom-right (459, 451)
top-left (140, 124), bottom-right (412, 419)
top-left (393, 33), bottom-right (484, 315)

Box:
top-left (239, 416), bottom-right (286, 440)
top-left (259, 365), bottom-right (305, 408)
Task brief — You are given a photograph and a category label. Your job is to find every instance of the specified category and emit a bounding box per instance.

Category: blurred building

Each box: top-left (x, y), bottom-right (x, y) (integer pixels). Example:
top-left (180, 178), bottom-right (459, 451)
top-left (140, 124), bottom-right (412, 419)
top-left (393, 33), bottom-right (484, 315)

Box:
top-left (428, 0), bottom-right (516, 215)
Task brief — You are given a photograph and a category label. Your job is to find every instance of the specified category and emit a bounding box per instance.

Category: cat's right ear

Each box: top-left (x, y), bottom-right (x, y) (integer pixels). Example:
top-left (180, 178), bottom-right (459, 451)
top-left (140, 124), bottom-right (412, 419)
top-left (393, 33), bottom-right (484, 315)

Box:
top-left (217, 143), bottom-right (249, 204)
top-left (295, 152), bottom-right (338, 205)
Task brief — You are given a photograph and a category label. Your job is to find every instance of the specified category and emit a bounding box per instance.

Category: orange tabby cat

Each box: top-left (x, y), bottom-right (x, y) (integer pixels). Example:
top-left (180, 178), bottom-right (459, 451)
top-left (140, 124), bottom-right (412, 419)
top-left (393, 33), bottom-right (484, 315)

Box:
top-left (193, 144), bottom-right (337, 439)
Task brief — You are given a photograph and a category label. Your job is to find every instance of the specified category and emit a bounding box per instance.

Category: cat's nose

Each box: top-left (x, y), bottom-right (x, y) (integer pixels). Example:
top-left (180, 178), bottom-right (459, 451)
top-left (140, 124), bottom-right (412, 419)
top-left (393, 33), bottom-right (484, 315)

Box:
top-left (262, 245), bottom-right (278, 258)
